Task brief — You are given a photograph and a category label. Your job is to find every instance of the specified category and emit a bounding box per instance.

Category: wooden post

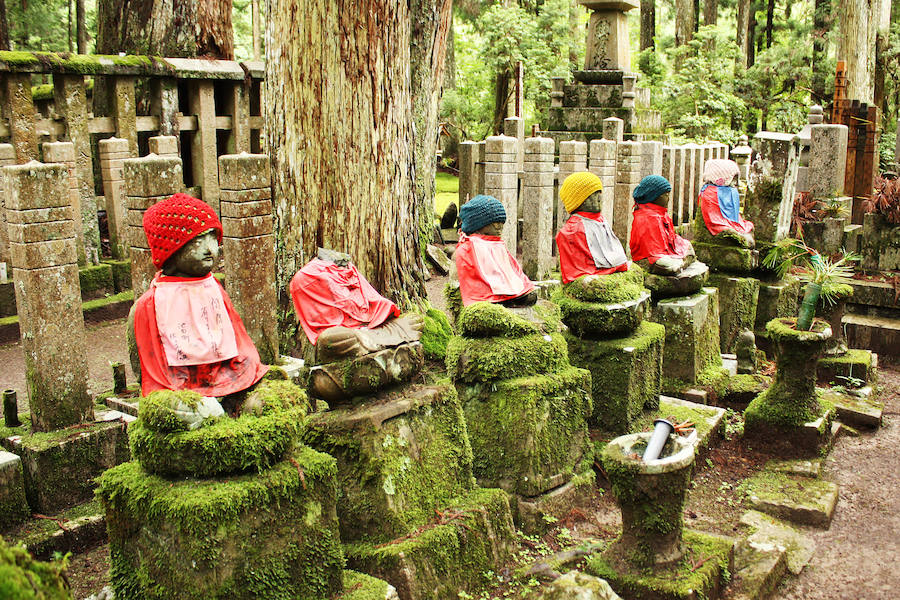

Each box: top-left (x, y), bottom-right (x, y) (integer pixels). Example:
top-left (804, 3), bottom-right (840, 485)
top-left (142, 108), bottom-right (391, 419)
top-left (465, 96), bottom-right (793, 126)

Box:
top-left (188, 81), bottom-right (220, 213)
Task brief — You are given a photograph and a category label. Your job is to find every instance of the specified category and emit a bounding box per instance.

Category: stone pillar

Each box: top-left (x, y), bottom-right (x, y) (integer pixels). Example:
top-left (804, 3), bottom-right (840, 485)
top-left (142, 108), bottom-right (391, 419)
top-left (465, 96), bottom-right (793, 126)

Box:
top-left (475, 141), bottom-right (487, 197)
top-left (484, 135), bottom-right (519, 253)
top-left (149, 135), bottom-right (179, 157)
top-left (590, 138), bottom-right (617, 219)
top-left (603, 117), bottom-right (625, 142)
top-left (151, 77), bottom-right (180, 138)
top-left (522, 137), bottom-right (555, 280)
top-left (809, 124), bottom-right (849, 200)
top-left (188, 81), bottom-right (220, 213)
top-left (730, 135), bottom-right (752, 193)
top-left (504, 117), bottom-right (526, 172)
top-left (557, 140), bottom-right (588, 231)
top-left (226, 81), bottom-right (251, 154)
top-left (99, 138), bottom-right (130, 260)
top-left (614, 141), bottom-right (641, 247)
top-left (551, 77), bottom-right (566, 108)
top-left (2, 74), bottom-right (39, 162)
top-left (753, 132), bottom-right (796, 175)
top-left (458, 140), bottom-right (478, 205)
top-left (110, 77), bottom-right (138, 156)
top-left (4, 161), bottom-right (91, 431)
top-left (42, 142), bottom-right (88, 264)
top-left (640, 140), bottom-right (663, 177)
top-left (123, 156), bottom-right (185, 299)
top-left (219, 153), bottom-right (278, 364)
top-left (682, 143), bottom-right (701, 223)
top-left (661, 145), bottom-right (676, 223)
top-left (0, 144), bottom-right (16, 264)
top-left (582, 0), bottom-right (639, 71)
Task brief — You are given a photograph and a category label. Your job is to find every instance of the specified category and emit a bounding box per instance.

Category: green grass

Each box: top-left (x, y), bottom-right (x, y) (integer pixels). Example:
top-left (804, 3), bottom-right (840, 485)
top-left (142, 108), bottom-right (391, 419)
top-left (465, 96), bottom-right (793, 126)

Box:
top-left (434, 172), bottom-right (459, 223)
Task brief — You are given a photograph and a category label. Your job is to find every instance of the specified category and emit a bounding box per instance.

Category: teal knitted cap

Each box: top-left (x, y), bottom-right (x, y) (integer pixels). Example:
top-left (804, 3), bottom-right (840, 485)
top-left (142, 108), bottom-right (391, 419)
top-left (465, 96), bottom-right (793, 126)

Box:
top-left (633, 175), bottom-right (672, 204)
top-left (460, 195), bottom-right (506, 234)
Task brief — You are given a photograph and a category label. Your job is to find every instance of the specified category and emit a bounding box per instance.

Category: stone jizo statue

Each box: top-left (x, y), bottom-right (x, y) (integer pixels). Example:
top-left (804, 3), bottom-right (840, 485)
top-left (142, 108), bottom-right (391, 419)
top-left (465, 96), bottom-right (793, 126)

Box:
top-left (699, 159), bottom-right (755, 248)
top-left (629, 175), bottom-right (696, 276)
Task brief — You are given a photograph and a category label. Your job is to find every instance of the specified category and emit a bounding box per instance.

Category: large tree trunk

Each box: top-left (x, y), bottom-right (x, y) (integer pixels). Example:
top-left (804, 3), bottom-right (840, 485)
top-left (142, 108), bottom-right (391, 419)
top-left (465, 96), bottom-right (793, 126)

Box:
top-left (493, 68), bottom-right (511, 134)
top-left (704, 0), bottom-right (717, 25)
top-left (748, 0), bottom-right (758, 66)
top-left (96, 0), bottom-right (234, 58)
top-left (812, 0), bottom-right (830, 104)
top-left (410, 0), bottom-right (453, 258)
top-left (839, 0), bottom-right (873, 103)
top-left (873, 0), bottom-right (891, 109)
top-left (76, 0), bottom-right (86, 53)
top-left (675, 0), bottom-right (694, 46)
top-left (0, 0), bottom-right (8, 50)
top-left (736, 0), bottom-right (751, 68)
top-left (266, 0), bottom-right (428, 341)
top-left (640, 0), bottom-right (655, 50)
top-left (765, 0), bottom-right (775, 48)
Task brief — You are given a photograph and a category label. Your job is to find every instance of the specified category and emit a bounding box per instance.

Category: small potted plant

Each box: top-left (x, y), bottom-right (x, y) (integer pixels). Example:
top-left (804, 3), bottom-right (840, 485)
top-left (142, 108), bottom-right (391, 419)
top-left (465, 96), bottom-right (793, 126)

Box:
top-left (793, 192), bottom-right (849, 257)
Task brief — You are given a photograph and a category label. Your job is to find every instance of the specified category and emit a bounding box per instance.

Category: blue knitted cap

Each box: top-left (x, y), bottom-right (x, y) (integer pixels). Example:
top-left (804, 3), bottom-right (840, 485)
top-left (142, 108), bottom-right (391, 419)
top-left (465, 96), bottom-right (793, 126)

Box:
top-left (460, 195), bottom-right (506, 234)
top-left (633, 175), bottom-right (672, 204)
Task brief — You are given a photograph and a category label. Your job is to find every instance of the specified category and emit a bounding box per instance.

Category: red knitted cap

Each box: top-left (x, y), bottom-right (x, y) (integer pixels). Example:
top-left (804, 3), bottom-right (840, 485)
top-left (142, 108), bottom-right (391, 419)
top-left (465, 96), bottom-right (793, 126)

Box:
top-left (142, 193), bottom-right (223, 268)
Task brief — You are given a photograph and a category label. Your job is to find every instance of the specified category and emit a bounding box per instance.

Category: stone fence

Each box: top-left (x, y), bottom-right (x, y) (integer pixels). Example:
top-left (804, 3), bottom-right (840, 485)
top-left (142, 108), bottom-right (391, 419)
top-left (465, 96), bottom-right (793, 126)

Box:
top-left (0, 51), bottom-right (265, 266)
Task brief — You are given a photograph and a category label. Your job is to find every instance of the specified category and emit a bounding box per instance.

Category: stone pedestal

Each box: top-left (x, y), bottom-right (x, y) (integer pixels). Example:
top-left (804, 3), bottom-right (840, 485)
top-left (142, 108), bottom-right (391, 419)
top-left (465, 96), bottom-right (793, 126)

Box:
top-left (98, 138), bottom-right (130, 259)
top-left (754, 277), bottom-right (800, 338)
top-left (693, 240), bottom-right (759, 274)
top-left (309, 342), bottom-right (424, 403)
top-left (0, 450), bottom-right (29, 530)
top-left (708, 274), bottom-right (760, 353)
top-left (42, 141), bottom-right (87, 263)
top-left (219, 153), bottom-right (278, 363)
top-left (809, 124), bottom-right (848, 200)
top-left (122, 155), bottom-right (184, 299)
top-left (817, 348), bottom-right (877, 386)
top-left (582, 1), bottom-right (638, 71)
top-left (643, 260), bottom-right (708, 299)
top-left (650, 287), bottom-right (722, 384)
top-left (4, 161), bottom-right (91, 431)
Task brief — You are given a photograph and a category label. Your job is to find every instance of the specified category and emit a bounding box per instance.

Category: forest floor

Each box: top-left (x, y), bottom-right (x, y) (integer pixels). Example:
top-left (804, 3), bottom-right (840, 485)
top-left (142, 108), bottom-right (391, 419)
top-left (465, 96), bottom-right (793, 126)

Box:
top-left (1, 281), bottom-right (898, 599)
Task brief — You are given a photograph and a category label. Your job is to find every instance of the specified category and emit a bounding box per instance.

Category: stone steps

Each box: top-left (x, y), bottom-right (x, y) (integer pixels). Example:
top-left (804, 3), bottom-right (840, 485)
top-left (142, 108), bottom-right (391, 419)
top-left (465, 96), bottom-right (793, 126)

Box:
top-left (843, 313), bottom-right (900, 357)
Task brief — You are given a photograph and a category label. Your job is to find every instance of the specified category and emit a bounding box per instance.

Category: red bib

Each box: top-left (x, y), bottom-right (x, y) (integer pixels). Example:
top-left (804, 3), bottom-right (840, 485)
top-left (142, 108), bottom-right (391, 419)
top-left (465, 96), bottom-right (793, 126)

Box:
top-left (556, 213), bottom-right (629, 284)
top-left (630, 203), bottom-right (693, 264)
top-left (455, 234), bottom-right (534, 305)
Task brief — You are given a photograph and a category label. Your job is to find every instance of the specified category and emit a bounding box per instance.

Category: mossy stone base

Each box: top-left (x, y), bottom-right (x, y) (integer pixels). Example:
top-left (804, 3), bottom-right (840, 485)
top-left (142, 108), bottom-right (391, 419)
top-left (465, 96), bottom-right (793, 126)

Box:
top-left (817, 348), bottom-right (877, 386)
top-left (754, 277), bottom-right (800, 337)
top-left (97, 447), bottom-right (343, 600)
top-left (516, 468), bottom-right (596, 535)
top-left (446, 332), bottom-right (568, 383)
top-left (642, 261), bottom-right (709, 300)
top-left (566, 322), bottom-right (664, 432)
top-left (821, 388), bottom-right (883, 429)
top-left (341, 570), bottom-right (398, 600)
top-left (1, 420), bottom-right (129, 514)
top-left (694, 241), bottom-right (758, 274)
top-left (302, 381), bottom-right (474, 544)
top-left (741, 470), bottom-right (839, 528)
top-left (707, 274), bottom-right (760, 353)
top-left (344, 487), bottom-right (516, 600)
top-left (554, 290), bottom-right (651, 338)
top-left (310, 342), bottom-right (424, 403)
top-left (739, 510), bottom-right (814, 575)
top-left (457, 367), bottom-right (592, 496)
top-left (744, 406), bottom-right (835, 457)
top-left (585, 530), bottom-right (734, 600)
top-left (0, 535), bottom-right (71, 599)
top-left (650, 288), bottom-right (722, 384)
top-left (0, 450), bottom-right (29, 530)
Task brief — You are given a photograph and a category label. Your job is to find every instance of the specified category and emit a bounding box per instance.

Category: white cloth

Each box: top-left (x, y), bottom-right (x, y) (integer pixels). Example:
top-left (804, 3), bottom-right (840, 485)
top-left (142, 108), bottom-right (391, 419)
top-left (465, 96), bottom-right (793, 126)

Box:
top-left (153, 274), bottom-right (239, 366)
top-left (579, 215), bottom-right (628, 270)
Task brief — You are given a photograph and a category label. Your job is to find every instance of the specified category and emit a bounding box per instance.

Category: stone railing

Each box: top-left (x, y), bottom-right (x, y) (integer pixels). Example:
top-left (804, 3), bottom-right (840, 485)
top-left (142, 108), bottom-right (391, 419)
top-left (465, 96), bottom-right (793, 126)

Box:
top-left (0, 51), bottom-right (265, 265)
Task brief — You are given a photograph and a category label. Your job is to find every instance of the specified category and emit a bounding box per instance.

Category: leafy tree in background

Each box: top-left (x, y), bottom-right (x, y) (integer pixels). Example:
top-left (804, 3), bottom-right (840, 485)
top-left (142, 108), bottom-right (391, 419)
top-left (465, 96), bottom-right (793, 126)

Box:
top-left (7, 0), bottom-right (96, 53)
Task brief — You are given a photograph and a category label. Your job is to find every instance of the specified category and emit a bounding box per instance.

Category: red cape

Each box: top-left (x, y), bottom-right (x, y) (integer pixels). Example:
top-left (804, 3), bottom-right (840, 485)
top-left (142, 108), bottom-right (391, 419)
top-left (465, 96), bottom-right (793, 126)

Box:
top-left (290, 259), bottom-right (400, 344)
top-left (134, 275), bottom-right (268, 397)
top-left (455, 234), bottom-right (534, 306)
top-left (700, 185), bottom-right (754, 236)
top-left (556, 213), bottom-right (628, 284)
top-left (629, 203), bottom-right (693, 265)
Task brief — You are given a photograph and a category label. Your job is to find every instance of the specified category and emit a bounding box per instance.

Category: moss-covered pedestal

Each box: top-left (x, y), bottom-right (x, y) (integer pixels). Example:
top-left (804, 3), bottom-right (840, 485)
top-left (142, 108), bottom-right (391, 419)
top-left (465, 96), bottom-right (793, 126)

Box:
top-left (448, 301), bottom-right (594, 532)
top-left (554, 269), bottom-right (663, 432)
top-left (692, 219), bottom-right (759, 274)
top-left (591, 432), bottom-right (733, 600)
top-left (707, 274), bottom-right (760, 353)
top-left (0, 450), bottom-right (29, 530)
top-left (754, 277), bottom-right (800, 344)
top-left (649, 287), bottom-right (722, 386)
top-left (97, 380), bottom-right (360, 600)
top-left (744, 318), bottom-right (835, 455)
top-left (642, 260), bottom-right (709, 300)
top-left (309, 342), bottom-right (425, 403)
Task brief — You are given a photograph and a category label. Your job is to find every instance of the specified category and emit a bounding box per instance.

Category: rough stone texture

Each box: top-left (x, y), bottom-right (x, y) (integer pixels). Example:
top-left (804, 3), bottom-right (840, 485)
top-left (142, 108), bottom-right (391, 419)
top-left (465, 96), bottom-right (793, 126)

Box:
top-left (522, 137), bottom-right (556, 280)
top-left (817, 348), bottom-right (877, 386)
top-left (42, 142), bottom-right (86, 263)
top-left (303, 381), bottom-right (474, 544)
top-left (310, 343), bottom-right (424, 403)
top-left (558, 291), bottom-right (651, 338)
top-left (754, 277), bottom-right (800, 336)
top-left (603, 116), bottom-right (624, 142)
top-left (0, 144), bottom-right (16, 264)
top-left (458, 141), bottom-right (478, 205)
top-left (802, 218), bottom-right (845, 256)
top-left (516, 471), bottom-right (596, 535)
top-left (728, 537), bottom-right (788, 600)
top-left (188, 81), bottom-right (220, 213)
top-left (122, 155), bottom-right (184, 299)
top-left (2, 420), bottom-right (128, 514)
top-left (693, 241), bottom-right (759, 274)
top-left (548, 107), bottom-right (634, 133)
top-left (564, 83), bottom-right (623, 108)
top-left (0, 449), bottom-right (29, 530)
top-left (426, 243), bottom-right (452, 275)
top-left (843, 313), bottom-right (900, 359)
top-left (613, 141), bottom-right (641, 245)
top-left (752, 132), bottom-right (797, 175)
top-left (541, 570), bottom-right (622, 600)
top-left (584, 4), bottom-right (635, 71)
top-left (743, 470), bottom-right (839, 528)
top-left (739, 510), bottom-right (814, 576)
top-left (484, 135), bottom-right (519, 254)
top-left (219, 153), bottom-right (278, 364)
top-left (589, 138), bottom-right (617, 219)
top-left (808, 124), bottom-right (848, 200)
top-left (4, 161), bottom-right (92, 431)
top-left (97, 447), bottom-right (343, 600)
top-left (4, 73), bottom-right (39, 162)
top-left (821, 387), bottom-right (883, 429)
top-left (642, 260), bottom-right (708, 299)
top-left (566, 321), bottom-right (664, 432)
top-left (111, 77), bottom-right (138, 155)
top-left (766, 458), bottom-right (824, 479)
top-left (649, 287), bottom-right (722, 384)
top-left (861, 213), bottom-right (900, 272)
top-left (148, 135), bottom-right (179, 156)
top-left (640, 140), bottom-right (663, 178)
top-left (707, 274), bottom-right (760, 353)
top-left (99, 137), bottom-right (130, 259)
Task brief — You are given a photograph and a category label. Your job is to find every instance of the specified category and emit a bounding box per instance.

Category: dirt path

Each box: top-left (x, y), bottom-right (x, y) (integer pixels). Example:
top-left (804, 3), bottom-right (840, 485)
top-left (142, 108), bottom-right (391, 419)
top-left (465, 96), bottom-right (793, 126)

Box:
top-left (774, 361), bottom-right (900, 600)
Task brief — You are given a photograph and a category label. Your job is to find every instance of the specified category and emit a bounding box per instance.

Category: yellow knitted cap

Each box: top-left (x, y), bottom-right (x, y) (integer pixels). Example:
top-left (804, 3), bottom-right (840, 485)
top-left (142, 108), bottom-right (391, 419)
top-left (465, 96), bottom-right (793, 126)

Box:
top-left (560, 172), bottom-right (603, 213)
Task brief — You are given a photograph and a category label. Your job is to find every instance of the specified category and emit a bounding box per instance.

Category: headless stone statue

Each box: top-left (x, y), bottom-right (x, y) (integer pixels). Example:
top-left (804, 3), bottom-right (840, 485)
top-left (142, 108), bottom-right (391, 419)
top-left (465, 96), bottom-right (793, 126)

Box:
top-left (735, 329), bottom-right (757, 375)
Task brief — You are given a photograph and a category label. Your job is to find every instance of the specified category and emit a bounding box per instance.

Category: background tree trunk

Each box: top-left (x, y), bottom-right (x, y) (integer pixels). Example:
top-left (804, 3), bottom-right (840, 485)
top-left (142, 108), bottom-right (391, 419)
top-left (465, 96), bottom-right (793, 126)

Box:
top-left (704, 0), bottom-right (717, 25)
top-left (266, 0), bottom-right (428, 343)
top-left (812, 0), bottom-right (830, 104)
top-left (251, 0), bottom-right (260, 60)
top-left (749, 0), bottom-right (758, 66)
top-left (736, 0), bottom-right (751, 68)
top-left (75, 0), bottom-right (85, 53)
top-left (693, 0), bottom-right (700, 32)
top-left (68, 0), bottom-right (72, 51)
top-left (0, 0), bottom-right (8, 50)
top-left (675, 0), bottom-right (694, 46)
top-left (872, 0), bottom-right (890, 109)
top-left (493, 68), bottom-right (511, 134)
top-left (765, 0), bottom-right (775, 48)
top-left (640, 0), bottom-right (655, 50)
top-left (839, 0), bottom-right (873, 102)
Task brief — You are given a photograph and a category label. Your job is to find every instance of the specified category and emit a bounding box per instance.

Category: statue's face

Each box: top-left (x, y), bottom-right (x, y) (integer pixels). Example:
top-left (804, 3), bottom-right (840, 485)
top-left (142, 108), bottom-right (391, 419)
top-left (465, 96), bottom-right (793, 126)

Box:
top-left (577, 190), bottom-right (604, 214)
top-left (653, 191), bottom-right (670, 208)
top-left (475, 221), bottom-right (503, 237)
top-left (163, 229), bottom-right (219, 277)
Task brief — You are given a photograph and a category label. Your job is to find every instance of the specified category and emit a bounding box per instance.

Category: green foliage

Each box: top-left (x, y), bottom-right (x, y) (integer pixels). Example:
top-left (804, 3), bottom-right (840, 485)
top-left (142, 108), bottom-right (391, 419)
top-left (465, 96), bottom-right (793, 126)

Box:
top-left (8, 0), bottom-right (97, 53)
top-left (0, 537), bottom-right (71, 599)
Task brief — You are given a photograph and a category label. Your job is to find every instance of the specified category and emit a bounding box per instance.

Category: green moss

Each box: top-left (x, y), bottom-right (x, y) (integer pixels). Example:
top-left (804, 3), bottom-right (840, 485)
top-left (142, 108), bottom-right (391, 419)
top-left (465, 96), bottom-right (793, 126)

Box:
top-left (420, 305), bottom-right (453, 359)
top-left (102, 259), bottom-right (132, 292)
top-left (446, 331), bottom-right (568, 383)
top-left (97, 447), bottom-right (343, 600)
top-left (0, 536), bottom-right (71, 599)
top-left (766, 317), bottom-right (830, 341)
top-left (553, 289), bottom-right (647, 338)
top-left (457, 366), bottom-right (592, 496)
top-left (563, 268), bottom-right (646, 303)
top-left (444, 284), bottom-right (463, 325)
top-left (77, 264), bottom-right (113, 296)
top-left (81, 290), bottom-right (133, 311)
top-left (817, 349), bottom-right (875, 385)
top-left (457, 301), bottom-right (540, 337)
top-left (585, 530), bottom-right (732, 600)
top-left (12, 497), bottom-right (104, 549)
top-left (339, 570), bottom-right (392, 600)
top-left (630, 399), bottom-right (721, 449)
top-left (0, 51), bottom-right (157, 75)
top-left (694, 241), bottom-right (757, 273)
top-left (0, 456), bottom-right (29, 531)
top-left (31, 83), bottom-right (54, 101)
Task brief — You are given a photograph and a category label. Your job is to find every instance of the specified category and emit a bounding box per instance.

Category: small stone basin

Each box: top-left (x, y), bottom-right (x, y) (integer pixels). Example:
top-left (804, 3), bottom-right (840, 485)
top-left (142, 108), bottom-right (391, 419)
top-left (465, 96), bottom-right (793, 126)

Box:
top-left (604, 431), bottom-right (696, 472)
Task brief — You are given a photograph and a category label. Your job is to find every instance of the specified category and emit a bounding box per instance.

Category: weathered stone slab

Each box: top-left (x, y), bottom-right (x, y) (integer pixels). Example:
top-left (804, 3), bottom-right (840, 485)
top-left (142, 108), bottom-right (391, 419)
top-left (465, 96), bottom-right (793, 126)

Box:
top-left (566, 321), bottom-right (664, 432)
top-left (821, 387), bottom-right (883, 429)
top-left (754, 277), bottom-right (800, 335)
top-left (642, 260), bottom-right (708, 299)
top-left (426, 243), bottom-right (452, 275)
top-left (739, 510), bottom-right (815, 575)
top-left (728, 537), bottom-right (788, 600)
top-left (541, 570), bottom-right (622, 600)
top-left (649, 287), bottom-right (722, 384)
top-left (817, 348), bottom-right (877, 386)
top-left (557, 291), bottom-right (650, 338)
top-left (693, 241), bottom-right (759, 273)
top-left (517, 470), bottom-right (595, 535)
top-left (765, 458), bottom-right (824, 479)
top-left (707, 274), bottom-right (760, 353)
top-left (741, 470), bottom-right (838, 528)
top-left (0, 450), bottom-right (29, 530)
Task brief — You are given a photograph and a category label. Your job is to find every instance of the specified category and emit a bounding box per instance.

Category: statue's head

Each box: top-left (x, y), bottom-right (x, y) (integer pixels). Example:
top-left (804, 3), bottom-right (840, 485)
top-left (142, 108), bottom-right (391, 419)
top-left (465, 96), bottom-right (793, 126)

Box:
top-left (703, 159), bottom-right (740, 188)
top-left (143, 193), bottom-right (223, 277)
top-left (560, 172), bottom-right (604, 215)
top-left (460, 195), bottom-right (506, 237)
top-left (633, 175), bottom-right (673, 208)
